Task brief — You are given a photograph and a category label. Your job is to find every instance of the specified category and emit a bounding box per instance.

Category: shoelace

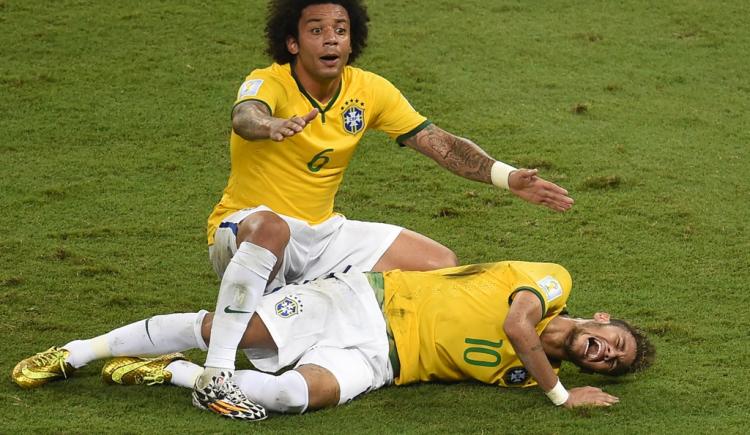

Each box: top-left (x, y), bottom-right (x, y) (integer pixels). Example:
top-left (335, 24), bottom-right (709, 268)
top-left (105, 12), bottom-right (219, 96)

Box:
top-left (144, 373), bottom-right (166, 385)
top-left (32, 348), bottom-right (68, 379)
top-left (213, 374), bottom-right (249, 406)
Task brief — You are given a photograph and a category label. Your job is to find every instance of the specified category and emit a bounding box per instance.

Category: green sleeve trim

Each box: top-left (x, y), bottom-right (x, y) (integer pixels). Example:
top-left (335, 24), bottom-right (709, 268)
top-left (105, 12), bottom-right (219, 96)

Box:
top-left (508, 286), bottom-right (547, 320)
top-left (231, 98), bottom-right (272, 119)
top-left (396, 120), bottom-right (432, 146)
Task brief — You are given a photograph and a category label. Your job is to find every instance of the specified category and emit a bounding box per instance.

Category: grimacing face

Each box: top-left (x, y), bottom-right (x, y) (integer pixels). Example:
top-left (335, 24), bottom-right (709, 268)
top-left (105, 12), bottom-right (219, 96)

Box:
top-left (287, 3), bottom-right (353, 84)
top-left (565, 320), bottom-right (637, 375)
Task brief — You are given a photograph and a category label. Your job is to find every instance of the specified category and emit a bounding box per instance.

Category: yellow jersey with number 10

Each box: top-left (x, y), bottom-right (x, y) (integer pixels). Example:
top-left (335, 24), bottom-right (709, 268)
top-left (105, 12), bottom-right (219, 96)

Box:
top-left (383, 261), bottom-right (571, 388)
top-left (207, 63), bottom-right (429, 244)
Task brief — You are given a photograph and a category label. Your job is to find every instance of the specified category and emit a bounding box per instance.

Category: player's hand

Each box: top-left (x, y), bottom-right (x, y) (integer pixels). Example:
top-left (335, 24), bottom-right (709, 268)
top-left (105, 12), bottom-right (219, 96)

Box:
top-left (563, 386), bottom-right (619, 408)
top-left (268, 108), bottom-right (319, 141)
top-left (508, 169), bottom-right (574, 212)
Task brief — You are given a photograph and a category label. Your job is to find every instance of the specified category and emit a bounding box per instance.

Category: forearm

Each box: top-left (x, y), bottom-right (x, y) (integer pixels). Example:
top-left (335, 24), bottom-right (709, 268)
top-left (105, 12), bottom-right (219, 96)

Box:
top-left (232, 101), bottom-right (276, 141)
top-left (505, 322), bottom-right (559, 392)
top-left (404, 124), bottom-right (494, 183)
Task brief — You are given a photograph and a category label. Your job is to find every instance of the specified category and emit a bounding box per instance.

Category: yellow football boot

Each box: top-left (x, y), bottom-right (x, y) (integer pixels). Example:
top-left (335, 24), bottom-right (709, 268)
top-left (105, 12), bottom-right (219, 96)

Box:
top-left (102, 353), bottom-right (186, 386)
top-left (12, 347), bottom-right (76, 389)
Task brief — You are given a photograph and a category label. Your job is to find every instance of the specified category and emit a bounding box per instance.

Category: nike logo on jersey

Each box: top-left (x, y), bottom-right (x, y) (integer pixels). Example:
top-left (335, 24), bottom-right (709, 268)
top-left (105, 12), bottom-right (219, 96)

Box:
top-left (109, 360), bottom-right (155, 384)
top-left (224, 305), bottom-right (252, 314)
top-left (21, 367), bottom-right (60, 380)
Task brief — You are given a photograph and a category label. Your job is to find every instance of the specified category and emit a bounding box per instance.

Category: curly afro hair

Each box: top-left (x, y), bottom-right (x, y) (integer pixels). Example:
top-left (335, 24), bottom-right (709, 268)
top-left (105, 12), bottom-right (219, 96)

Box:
top-left (265, 0), bottom-right (370, 65)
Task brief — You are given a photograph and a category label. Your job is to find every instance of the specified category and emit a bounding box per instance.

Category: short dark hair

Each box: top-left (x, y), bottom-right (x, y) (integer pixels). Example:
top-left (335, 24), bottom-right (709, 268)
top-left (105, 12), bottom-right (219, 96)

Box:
top-left (265, 0), bottom-right (370, 65)
top-left (610, 318), bottom-right (655, 375)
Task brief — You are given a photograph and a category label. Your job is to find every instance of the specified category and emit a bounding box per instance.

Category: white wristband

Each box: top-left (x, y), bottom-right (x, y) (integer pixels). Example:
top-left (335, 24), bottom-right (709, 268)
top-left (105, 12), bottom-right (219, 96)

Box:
top-left (545, 379), bottom-right (569, 406)
top-left (490, 161), bottom-right (517, 190)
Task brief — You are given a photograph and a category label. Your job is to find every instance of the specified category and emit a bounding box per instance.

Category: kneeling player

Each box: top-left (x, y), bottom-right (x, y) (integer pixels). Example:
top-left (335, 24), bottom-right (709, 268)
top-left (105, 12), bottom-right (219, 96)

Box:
top-left (12, 261), bottom-right (654, 420)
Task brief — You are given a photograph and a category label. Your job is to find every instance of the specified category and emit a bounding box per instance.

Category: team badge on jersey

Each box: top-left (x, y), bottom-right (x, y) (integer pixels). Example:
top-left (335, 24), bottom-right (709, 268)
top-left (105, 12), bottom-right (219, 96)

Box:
top-left (275, 295), bottom-right (303, 318)
top-left (537, 276), bottom-right (563, 302)
top-left (237, 79), bottom-right (264, 98)
top-left (341, 99), bottom-right (365, 134)
top-left (503, 367), bottom-right (529, 386)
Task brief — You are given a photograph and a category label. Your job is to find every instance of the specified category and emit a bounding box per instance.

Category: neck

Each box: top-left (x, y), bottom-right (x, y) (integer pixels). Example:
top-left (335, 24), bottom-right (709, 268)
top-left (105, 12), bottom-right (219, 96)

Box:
top-left (292, 62), bottom-right (341, 103)
top-left (539, 316), bottom-right (577, 361)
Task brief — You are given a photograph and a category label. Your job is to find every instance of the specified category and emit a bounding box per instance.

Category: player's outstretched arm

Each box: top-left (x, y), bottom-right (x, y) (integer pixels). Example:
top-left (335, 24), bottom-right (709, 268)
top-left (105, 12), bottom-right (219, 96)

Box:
top-left (504, 291), bottom-right (618, 408)
top-left (232, 100), bottom-right (318, 142)
top-left (402, 124), bottom-right (573, 212)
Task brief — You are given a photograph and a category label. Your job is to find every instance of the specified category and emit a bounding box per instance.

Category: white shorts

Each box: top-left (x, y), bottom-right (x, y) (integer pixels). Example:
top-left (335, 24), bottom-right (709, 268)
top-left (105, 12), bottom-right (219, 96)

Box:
top-left (248, 271), bottom-right (393, 403)
top-left (209, 206), bottom-right (402, 292)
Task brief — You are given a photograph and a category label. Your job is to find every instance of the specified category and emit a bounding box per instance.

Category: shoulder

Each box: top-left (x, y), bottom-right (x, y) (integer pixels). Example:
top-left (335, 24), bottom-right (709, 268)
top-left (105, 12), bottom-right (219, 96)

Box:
top-left (244, 63), bottom-right (293, 84)
top-left (236, 63), bottom-right (293, 102)
top-left (345, 65), bottom-right (397, 90)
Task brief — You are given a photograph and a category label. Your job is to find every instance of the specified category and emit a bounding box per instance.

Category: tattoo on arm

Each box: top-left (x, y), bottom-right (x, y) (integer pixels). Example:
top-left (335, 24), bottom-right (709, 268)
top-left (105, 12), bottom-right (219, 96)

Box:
top-left (530, 344), bottom-right (543, 352)
top-left (232, 100), bottom-right (273, 140)
top-left (403, 124), bottom-right (494, 183)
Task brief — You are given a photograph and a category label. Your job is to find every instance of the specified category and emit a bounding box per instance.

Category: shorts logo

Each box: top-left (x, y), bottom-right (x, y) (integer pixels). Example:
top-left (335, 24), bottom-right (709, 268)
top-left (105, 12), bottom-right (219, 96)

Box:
top-left (504, 367), bottom-right (529, 386)
top-left (237, 79), bottom-right (263, 98)
top-left (537, 276), bottom-right (563, 302)
top-left (341, 99), bottom-right (365, 134)
top-left (275, 295), bottom-right (303, 318)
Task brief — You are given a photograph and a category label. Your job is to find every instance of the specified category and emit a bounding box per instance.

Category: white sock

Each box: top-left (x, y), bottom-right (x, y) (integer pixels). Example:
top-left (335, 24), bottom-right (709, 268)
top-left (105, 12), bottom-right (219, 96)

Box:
top-left (166, 360), bottom-right (205, 388)
top-left (234, 369), bottom-right (309, 414)
top-left (63, 337), bottom-right (109, 369)
top-left (203, 242), bottom-right (276, 371)
top-left (63, 311), bottom-right (207, 369)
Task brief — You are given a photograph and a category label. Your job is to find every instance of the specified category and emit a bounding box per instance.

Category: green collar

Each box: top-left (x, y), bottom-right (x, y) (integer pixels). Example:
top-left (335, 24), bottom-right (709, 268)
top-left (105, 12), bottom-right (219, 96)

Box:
top-left (290, 61), bottom-right (342, 124)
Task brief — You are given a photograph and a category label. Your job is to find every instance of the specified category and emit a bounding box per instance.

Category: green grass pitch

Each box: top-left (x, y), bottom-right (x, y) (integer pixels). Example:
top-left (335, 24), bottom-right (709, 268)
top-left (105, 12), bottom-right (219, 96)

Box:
top-left (1, 0), bottom-right (748, 433)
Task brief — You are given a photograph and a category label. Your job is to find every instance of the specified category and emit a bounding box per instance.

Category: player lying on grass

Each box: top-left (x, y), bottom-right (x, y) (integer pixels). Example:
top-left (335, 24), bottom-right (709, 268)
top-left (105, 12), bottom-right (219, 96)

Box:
top-left (13, 261), bottom-right (654, 420)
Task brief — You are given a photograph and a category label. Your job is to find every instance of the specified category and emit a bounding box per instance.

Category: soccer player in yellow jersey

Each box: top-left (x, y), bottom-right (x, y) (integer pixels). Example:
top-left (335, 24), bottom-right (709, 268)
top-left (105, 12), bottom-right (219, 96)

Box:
top-left (13, 262), bottom-right (654, 419)
top-left (199, 0), bottom-right (574, 418)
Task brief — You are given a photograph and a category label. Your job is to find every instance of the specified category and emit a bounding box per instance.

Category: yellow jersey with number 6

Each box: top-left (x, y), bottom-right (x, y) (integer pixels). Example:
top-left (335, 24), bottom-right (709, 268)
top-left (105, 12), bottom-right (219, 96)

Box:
top-left (383, 261), bottom-right (571, 387)
top-left (207, 63), bottom-right (429, 244)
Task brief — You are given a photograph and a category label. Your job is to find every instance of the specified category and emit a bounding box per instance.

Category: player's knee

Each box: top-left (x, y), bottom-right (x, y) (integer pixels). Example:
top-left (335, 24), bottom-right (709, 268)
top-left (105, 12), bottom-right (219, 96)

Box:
top-left (200, 312), bottom-right (213, 346)
top-left (237, 211), bottom-right (290, 252)
top-left (429, 247), bottom-right (458, 269)
top-left (270, 370), bottom-right (309, 414)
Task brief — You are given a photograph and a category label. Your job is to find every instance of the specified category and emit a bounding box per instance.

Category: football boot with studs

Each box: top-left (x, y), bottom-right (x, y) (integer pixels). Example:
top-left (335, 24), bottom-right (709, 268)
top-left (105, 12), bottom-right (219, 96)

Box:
top-left (12, 347), bottom-right (75, 389)
top-left (101, 353), bottom-right (186, 386)
top-left (192, 369), bottom-right (267, 421)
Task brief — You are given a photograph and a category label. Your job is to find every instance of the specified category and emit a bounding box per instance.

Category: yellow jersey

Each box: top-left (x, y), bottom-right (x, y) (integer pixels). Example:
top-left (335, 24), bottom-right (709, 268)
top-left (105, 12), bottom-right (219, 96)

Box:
top-left (383, 261), bottom-right (571, 387)
top-left (207, 63), bottom-right (429, 244)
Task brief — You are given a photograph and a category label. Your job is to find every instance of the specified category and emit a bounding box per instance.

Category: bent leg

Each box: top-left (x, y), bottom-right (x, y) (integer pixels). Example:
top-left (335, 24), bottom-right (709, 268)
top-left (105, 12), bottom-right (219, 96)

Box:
top-left (302, 219), bottom-right (456, 281)
top-left (373, 229), bottom-right (458, 272)
top-left (296, 364), bottom-right (339, 410)
top-left (204, 211), bottom-right (287, 371)
top-left (233, 368), bottom-right (314, 414)
top-left (232, 345), bottom-right (379, 414)
top-left (234, 211), bottom-right (290, 280)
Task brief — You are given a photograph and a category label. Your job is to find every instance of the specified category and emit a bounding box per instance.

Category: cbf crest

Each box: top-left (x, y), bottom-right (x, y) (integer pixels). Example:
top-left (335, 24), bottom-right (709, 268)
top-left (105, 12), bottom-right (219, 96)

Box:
top-left (503, 367), bottom-right (529, 386)
top-left (275, 294), bottom-right (304, 318)
top-left (341, 98), bottom-right (365, 135)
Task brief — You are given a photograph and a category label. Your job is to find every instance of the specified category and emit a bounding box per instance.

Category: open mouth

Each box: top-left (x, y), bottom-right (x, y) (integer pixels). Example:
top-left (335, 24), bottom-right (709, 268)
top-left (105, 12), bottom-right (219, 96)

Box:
top-left (320, 54), bottom-right (340, 66)
top-left (584, 337), bottom-right (603, 361)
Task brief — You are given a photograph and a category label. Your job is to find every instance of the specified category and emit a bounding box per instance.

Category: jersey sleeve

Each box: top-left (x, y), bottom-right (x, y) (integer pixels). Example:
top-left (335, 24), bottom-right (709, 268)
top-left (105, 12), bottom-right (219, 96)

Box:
top-left (367, 74), bottom-right (429, 143)
top-left (233, 69), bottom-right (288, 115)
top-left (506, 263), bottom-right (572, 319)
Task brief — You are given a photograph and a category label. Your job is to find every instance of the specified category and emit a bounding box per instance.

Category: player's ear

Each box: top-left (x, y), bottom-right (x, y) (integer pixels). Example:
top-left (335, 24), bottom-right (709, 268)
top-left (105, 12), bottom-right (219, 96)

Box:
top-left (287, 36), bottom-right (299, 55)
top-left (593, 312), bottom-right (610, 323)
